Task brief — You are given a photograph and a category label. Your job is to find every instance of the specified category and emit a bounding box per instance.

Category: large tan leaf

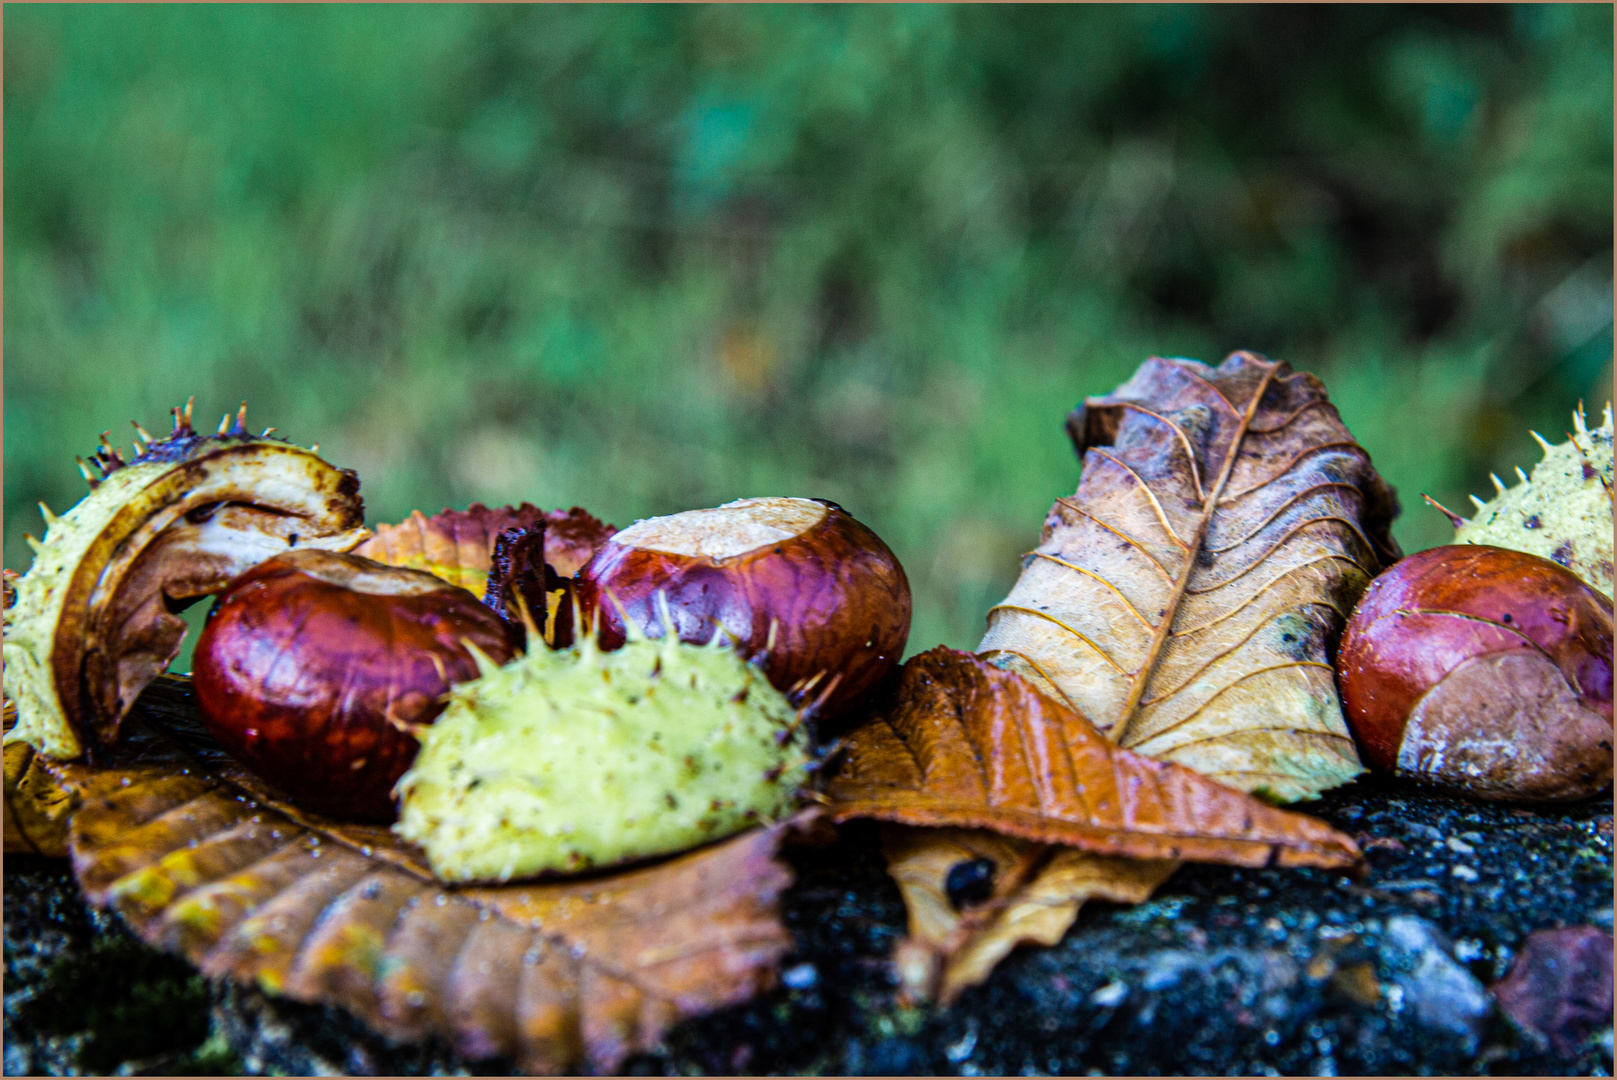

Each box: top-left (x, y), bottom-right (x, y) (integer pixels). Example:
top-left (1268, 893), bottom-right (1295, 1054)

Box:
top-left (881, 825), bottom-right (1176, 1005)
top-left (45, 677), bottom-right (798, 1075)
top-left (355, 504), bottom-right (615, 595)
top-left (979, 351), bottom-right (1400, 802)
top-left (829, 648), bottom-right (1363, 869)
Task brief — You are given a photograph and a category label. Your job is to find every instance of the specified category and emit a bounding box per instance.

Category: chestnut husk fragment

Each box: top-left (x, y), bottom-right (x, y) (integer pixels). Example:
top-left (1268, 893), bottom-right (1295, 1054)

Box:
top-left (1338, 545), bottom-right (1613, 802)
top-left (574, 498), bottom-right (911, 733)
top-left (483, 520), bottom-right (578, 647)
top-left (192, 549), bottom-right (518, 822)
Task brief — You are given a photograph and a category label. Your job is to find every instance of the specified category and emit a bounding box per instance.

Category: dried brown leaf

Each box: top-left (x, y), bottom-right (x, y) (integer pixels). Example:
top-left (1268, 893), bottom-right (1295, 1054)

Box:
top-left (45, 677), bottom-right (797, 1075)
top-left (829, 648), bottom-right (1363, 869)
top-left (355, 504), bottom-right (615, 595)
top-left (979, 352), bottom-right (1400, 802)
top-left (880, 825), bottom-right (1176, 1004)
top-left (4, 699), bottom-right (75, 856)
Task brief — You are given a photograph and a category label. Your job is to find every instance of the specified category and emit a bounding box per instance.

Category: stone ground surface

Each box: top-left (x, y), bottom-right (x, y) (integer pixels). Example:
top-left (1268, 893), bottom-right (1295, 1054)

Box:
top-left (5, 765), bottom-right (1613, 1076)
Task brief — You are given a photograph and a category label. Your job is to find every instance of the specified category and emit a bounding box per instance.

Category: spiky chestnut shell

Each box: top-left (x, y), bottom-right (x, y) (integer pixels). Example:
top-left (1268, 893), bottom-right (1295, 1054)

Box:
top-left (575, 498), bottom-right (911, 732)
top-left (1339, 545), bottom-right (1613, 802)
top-left (394, 627), bottom-right (811, 882)
top-left (192, 550), bottom-right (518, 822)
top-left (3, 401), bottom-right (368, 760)
top-left (1436, 404), bottom-right (1613, 597)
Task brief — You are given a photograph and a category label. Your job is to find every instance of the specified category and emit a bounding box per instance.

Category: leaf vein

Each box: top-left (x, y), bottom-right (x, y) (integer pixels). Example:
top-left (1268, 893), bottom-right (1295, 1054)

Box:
top-left (1089, 449), bottom-right (1191, 550)
top-left (1031, 552), bottom-right (1156, 629)
top-left (1170, 556), bottom-right (1365, 636)
top-left (1217, 442), bottom-right (1371, 503)
top-left (1119, 402), bottom-right (1207, 501)
top-left (1122, 661), bottom-right (1337, 748)
top-left (1206, 483), bottom-right (1366, 553)
top-left (1055, 498), bottom-right (1176, 581)
top-left (1186, 517), bottom-right (1377, 594)
top-left (984, 605), bottom-right (1133, 677)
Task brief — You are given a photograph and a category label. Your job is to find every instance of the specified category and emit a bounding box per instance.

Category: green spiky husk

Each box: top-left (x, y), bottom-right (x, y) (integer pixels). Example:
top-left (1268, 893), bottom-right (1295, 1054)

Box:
top-left (1452, 405), bottom-right (1613, 597)
top-left (3, 409), bottom-right (367, 760)
top-left (5, 460), bottom-right (181, 758)
top-left (394, 632), bottom-right (811, 883)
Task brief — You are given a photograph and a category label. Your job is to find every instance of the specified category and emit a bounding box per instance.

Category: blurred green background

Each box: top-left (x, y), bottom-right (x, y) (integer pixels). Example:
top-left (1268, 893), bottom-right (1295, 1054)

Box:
top-left (5, 4), bottom-right (1612, 665)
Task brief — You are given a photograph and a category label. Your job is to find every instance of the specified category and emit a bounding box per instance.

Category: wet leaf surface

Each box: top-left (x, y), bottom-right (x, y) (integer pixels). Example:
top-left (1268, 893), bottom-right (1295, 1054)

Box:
top-left (979, 351), bottom-right (1400, 802)
top-left (829, 648), bottom-right (1363, 869)
top-left (39, 677), bottom-right (800, 1075)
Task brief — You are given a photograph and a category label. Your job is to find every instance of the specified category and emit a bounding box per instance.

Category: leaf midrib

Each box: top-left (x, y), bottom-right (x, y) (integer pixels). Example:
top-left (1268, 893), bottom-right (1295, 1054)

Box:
top-left (1112, 359), bottom-right (1279, 747)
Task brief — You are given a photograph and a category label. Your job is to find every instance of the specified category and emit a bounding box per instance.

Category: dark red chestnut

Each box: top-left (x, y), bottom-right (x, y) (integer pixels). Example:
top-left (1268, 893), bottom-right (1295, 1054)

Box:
top-left (192, 549), bottom-right (517, 821)
top-left (575, 497), bottom-right (911, 729)
top-left (1338, 545), bottom-right (1613, 801)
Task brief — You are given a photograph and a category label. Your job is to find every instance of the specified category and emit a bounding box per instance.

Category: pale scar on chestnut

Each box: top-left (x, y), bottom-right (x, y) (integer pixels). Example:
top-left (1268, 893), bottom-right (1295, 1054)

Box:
top-left (1339, 544), bottom-right (1613, 802)
top-left (612, 497), bottom-right (830, 560)
top-left (577, 496), bottom-right (912, 731)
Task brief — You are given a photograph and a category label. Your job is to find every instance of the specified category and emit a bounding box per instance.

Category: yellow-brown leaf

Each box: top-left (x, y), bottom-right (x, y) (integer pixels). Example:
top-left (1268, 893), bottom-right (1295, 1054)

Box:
top-left (355, 504), bottom-right (615, 595)
top-left (4, 699), bottom-right (75, 857)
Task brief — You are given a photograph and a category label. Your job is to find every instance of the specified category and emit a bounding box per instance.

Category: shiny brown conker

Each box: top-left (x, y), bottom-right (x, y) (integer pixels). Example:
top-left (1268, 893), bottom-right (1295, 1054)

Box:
top-left (1338, 545), bottom-right (1613, 801)
top-left (574, 497), bottom-right (911, 731)
top-left (192, 549), bottom-right (517, 821)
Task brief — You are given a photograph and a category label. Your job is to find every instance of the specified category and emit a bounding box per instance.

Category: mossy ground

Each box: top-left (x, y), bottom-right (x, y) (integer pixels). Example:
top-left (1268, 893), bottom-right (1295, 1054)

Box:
top-left (5, 771), bottom-right (1610, 1075)
top-left (3, 857), bottom-right (242, 1076)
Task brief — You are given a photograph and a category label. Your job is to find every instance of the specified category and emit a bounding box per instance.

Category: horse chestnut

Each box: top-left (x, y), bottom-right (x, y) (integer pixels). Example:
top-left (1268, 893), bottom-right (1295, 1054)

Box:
top-left (192, 549), bottom-right (517, 821)
top-left (574, 497), bottom-right (911, 730)
top-left (1338, 545), bottom-right (1613, 801)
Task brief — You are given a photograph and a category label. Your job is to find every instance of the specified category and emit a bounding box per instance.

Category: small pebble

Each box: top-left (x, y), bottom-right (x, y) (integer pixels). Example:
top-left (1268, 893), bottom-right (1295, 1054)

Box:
top-left (782, 963), bottom-right (818, 990)
top-left (1090, 981), bottom-right (1127, 1008)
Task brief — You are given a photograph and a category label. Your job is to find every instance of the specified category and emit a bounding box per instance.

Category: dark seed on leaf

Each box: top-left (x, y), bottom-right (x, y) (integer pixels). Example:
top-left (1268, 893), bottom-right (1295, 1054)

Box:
top-left (946, 857), bottom-right (997, 910)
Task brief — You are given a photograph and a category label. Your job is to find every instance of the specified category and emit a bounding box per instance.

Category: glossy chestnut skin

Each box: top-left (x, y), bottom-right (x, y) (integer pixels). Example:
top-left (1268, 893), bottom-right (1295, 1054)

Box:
top-left (192, 549), bottom-right (517, 821)
top-left (1339, 545), bottom-right (1613, 801)
top-left (575, 498), bottom-right (911, 731)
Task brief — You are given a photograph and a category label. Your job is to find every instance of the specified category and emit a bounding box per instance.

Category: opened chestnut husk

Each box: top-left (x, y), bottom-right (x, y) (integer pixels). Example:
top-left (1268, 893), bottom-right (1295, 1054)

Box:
top-left (573, 497), bottom-right (911, 730)
top-left (192, 549), bottom-right (517, 821)
top-left (1338, 545), bottom-right (1613, 801)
